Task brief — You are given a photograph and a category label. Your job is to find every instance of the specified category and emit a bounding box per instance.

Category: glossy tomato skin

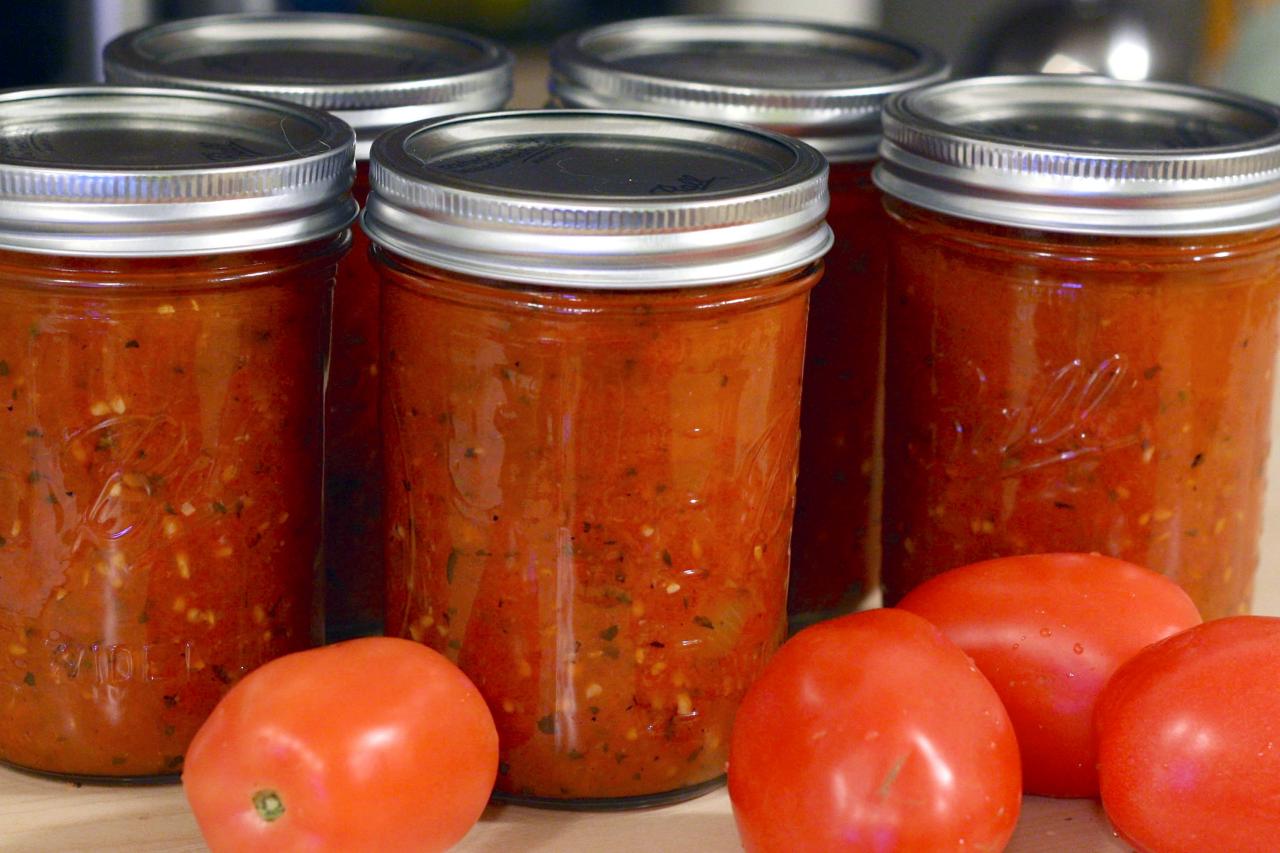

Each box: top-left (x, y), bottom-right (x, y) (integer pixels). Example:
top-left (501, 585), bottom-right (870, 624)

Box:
top-left (897, 553), bottom-right (1201, 797)
top-left (1096, 616), bottom-right (1280, 853)
top-left (728, 608), bottom-right (1021, 853)
top-left (182, 637), bottom-right (498, 853)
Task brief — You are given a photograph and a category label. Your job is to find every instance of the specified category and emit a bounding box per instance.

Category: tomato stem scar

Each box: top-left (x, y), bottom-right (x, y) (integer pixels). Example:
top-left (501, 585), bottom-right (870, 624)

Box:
top-left (252, 789), bottom-right (286, 822)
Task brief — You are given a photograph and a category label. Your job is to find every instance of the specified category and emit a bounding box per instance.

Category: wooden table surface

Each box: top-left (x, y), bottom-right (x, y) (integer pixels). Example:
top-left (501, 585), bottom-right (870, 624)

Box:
top-left (0, 773), bottom-right (1135, 853)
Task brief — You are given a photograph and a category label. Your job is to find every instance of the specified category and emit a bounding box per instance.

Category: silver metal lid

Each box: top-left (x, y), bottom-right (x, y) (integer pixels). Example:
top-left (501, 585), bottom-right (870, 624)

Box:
top-left (875, 75), bottom-right (1280, 236)
top-left (104, 13), bottom-right (514, 159)
top-left (364, 110), bottom-right (831, 289)
top-left (550, 16), bottom-right (947, 162)
top-left (0, 86), bottom-right (356, 256)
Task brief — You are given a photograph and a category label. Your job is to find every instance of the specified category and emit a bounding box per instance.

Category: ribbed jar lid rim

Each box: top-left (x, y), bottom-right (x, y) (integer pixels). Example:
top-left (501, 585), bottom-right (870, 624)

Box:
top-left (0, 86), bottom-right (356, 256)
top-left (364, 109), bottom-right (832, 289)
top-left (104, 12), bottom-right (514, 156)
top-left (875, 75), bottom-right (1280, 236)
top-left (550, 15), bottom-right (947, 162)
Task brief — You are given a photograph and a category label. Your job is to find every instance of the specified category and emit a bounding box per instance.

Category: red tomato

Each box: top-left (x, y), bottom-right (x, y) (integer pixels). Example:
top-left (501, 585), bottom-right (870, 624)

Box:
top-left (182, 637), bottom-right (498, 853)
top-left (897, 553), bottom-right (1201, 797)
top-left (1096, 616), bottom-right (1280, 852)
top-left (728, 608), bottom-right (1021, 853)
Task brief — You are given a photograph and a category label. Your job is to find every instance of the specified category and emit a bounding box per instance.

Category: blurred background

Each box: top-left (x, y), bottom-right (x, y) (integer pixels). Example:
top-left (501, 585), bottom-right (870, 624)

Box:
top-left (0, 0), bottom-right (1278, 106)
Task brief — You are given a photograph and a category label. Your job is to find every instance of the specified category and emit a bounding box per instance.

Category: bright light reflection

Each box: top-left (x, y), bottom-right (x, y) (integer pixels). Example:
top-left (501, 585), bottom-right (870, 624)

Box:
top-left (1107, 37), bottom-right (1151, 81)
top-left (912, 731), bottom-right (955, 794)
top-left (1042, 53), bottom-right (1095, 75)
top-left (355, 724), bottom-right (400, 754)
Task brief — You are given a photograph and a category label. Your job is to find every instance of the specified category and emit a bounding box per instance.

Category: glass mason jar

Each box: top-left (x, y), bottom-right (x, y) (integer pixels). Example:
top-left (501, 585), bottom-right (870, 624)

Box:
top-left (0, 87), bottom-right (355, 780)
top-left (874, 76), bottom-right (1280, 619)
top-left (106, 14), bottom-right (514, 640)
top-left (551, 18), bottom-right (947, 628)
top-left (365, 111), bottom-right (831, 806)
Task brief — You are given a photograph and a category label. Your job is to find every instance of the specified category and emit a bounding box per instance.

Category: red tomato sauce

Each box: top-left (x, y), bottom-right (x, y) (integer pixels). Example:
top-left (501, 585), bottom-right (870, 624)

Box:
top-left (0, 238), bottom-right (342, 778)
top-left (379, 250), bottom-right (818, 803)
top-left (324, 164), bottom-right (384, 638)
top-left (881, 200), bottom-right (1280, 619)
top-left (788, 161), bottom-right (885, 625)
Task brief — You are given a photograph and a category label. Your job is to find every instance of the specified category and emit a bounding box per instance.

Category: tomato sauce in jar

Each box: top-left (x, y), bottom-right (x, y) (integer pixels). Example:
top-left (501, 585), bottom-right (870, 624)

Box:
top-left (0, 87), bottom-right (355, 779)
top-left (551, 18), bottom-right (947, 627)
top-left (365, 111), bottom-right (831, 805)
top-left (875, 76), bottom-right (1280, 618)
top-left (106, 13), bottom-right (514, 639)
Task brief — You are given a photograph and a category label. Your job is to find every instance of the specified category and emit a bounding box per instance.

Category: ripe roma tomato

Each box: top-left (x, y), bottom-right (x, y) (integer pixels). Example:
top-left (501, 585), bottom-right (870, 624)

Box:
top-left (182, 637), bottom-right (498, 853)
top-left (898, 553), bottom-right (1200, 797)
top-left (1096, 616), bottom-right (1280, 853)
top-left (728, 608), bottom-right (1020, 853)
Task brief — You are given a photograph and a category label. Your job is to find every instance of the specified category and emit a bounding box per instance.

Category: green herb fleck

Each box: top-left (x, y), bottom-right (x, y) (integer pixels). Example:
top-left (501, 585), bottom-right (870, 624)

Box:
top-left (0, 535), bottom-right (6, 547)
top-left (1191, 453), bottom-right (1205, 468)
top-left (163, 725), bottom-right (175, 737)
top-left (23, 672), bottom-right (35, 687)
top-left (138, 611), bottom-right (149, 625)
top-left (446, 548), bottom-right (459, 584)
top-left (536, 714), bottom-right (556, 735)
top-left (661, 549), bottom-right (673, 566)
top-left (124, 340), bottom-right (140, 349)
top-left (166, 755), bottom-right (184, 769)
top-left (24, 428), bottom-right (41, 439)
top-left (0, 361), bottom-right (9, 376)
top-left (211, 501), bottom-right (228, 514)
top-left (877, 754), bottom-right (909, 800)
top-left (600, 624), bottom-right (619, 642)
top-left (26, 470), bottom-right (40, 483)
top-left (567, 749), bottom-right (585, 760)
top-left (498, 761), bottom-right (511, 776)
top-left (110, 756), bottom-right (127, 766)
top-left (693, 615), bottom-right (715, 630)
top-left (464, 446), bottom-right (477, 458)
top-left (163, 503), bottom-right (177, 515)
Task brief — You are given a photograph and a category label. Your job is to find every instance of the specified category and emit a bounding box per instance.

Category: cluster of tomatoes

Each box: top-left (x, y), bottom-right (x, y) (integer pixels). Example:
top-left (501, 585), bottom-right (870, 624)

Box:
top-left (731, 553), bottom-right (1280, 852)
top-left (177, 553), bottom-right (1280, 852)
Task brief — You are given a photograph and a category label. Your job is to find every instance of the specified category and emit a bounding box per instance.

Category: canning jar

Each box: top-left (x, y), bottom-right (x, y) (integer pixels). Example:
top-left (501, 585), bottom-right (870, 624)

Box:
top-left (0, 87), bottom-right (355, 779)
top-left (875, 76), bottom-right (1280, 619)
top-left (365, 110), bottom-right (830, 806)
top-left (106, 14), bottom-right (514, 639)
top-left (552, 18), bottom-right (947, 627)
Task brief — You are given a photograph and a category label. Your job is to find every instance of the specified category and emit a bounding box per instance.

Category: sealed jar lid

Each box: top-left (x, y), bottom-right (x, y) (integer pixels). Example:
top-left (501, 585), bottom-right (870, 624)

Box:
top-left (876, 75), bottom-right (1280, 236)
top-left (550, 16), bottom-right (947, 162)
top-left (0, 86), bottom-right (356, 256)
top-left (364, 109), bottom-right (831, 288)
top-left (104, 13), bottom-right (514, 159)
